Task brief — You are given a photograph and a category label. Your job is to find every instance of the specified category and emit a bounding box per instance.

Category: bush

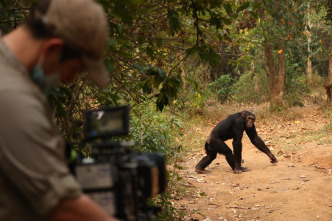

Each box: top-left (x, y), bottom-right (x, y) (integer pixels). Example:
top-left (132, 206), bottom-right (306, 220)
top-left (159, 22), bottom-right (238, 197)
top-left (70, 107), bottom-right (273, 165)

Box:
top-left (208, 74), bottom-right (236, 104)
top-left (179, 77), bottom-right (210, 116)
top-left (285, 75), bottom-right (310, 107)
top-left (232, 71), bottom-right (270, 103)
top-left (129, 103), bottom-right (182, 159)
top-left (128, 103), bottom-right (187, 220)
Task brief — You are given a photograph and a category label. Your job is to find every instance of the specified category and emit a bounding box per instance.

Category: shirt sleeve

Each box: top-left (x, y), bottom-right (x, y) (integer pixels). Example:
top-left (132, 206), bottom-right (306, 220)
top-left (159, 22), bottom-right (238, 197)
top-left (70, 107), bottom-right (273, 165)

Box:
top-left (0, 91), bottom-right (82, 216)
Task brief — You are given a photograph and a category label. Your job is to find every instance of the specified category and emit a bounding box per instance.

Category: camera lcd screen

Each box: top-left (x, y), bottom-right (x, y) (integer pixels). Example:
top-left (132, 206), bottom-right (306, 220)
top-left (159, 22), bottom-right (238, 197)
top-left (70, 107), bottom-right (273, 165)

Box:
top-left (84, 106), bottom-right (129, 140)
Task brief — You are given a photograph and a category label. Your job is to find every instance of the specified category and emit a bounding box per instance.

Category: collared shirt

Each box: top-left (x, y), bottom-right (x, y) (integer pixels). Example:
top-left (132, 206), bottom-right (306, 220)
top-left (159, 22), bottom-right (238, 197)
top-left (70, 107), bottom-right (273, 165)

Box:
top-left (0, 38), bottom-right (81, 220)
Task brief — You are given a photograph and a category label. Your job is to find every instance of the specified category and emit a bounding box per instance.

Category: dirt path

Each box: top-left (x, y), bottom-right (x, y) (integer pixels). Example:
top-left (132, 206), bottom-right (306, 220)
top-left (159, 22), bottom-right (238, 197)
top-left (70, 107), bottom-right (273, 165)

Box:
top-left (173, 105), bottom-right (332, 221)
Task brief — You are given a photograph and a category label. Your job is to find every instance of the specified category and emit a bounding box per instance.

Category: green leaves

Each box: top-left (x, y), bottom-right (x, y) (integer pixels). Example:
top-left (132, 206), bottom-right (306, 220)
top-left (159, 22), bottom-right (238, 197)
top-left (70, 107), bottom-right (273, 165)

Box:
top-left (209, 10), bottom-right (223, 29)
top-left (96, 0), bottom-right (266, 113)
top-left (168, 8), bottom-right (182, 35)
top-left (221, 17), bottom-right (232, 25)
top-left (156, 76), bottom-right (182, 111)
top-left (47, 86), bottom-right (72, 118)
top-left (186, 45), bottom-right (221, 67)
top-left (225, 3), bottom-right (233, 15)
top-left (236, 2), bottom-right (250, 13)
top-left (143, 67), bottom-right (165, 94)
top-left (199, 46), bottom-right (221, 67)
top-left (103, 0), bottom-right (145, 26)
top-left (208, 74), bottom-right (235, 104)
top-left (141, 66), bottom-right (182, 111)
top-left (252, 2), bottom-right (262, 11)
top-left (113, 3), bottom-right (134, 25)
top-left (196, 45), bottom-right (222, 66)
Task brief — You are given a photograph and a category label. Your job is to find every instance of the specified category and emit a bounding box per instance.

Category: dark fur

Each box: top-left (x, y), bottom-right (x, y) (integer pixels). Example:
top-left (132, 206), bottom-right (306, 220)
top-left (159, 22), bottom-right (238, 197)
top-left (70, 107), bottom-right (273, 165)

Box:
top-left (196, 111), bottom-right (277, 173)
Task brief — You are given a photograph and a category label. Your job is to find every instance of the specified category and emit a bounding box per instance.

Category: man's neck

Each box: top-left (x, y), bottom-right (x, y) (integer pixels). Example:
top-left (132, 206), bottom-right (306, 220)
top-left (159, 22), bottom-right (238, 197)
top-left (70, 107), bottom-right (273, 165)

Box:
top-left (2, 26), bottom-right (44, 72)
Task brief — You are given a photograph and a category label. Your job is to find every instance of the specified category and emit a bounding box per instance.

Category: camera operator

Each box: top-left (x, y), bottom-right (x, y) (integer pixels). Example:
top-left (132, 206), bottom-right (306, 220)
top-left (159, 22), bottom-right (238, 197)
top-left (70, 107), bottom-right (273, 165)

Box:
top-left (0, 0), bottom-right (119, 220)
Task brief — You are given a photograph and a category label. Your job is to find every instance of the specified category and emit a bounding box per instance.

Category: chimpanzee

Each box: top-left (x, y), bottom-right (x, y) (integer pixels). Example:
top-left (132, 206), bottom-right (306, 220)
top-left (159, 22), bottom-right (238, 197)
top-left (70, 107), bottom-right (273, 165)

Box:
top-left (195, 111), bottom-right (278, 174)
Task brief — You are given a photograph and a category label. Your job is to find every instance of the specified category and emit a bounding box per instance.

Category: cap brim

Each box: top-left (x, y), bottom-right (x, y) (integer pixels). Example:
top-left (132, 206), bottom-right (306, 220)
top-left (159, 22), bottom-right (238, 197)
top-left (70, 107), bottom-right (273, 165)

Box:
top-left (82, 56), bottom-right (109, 88)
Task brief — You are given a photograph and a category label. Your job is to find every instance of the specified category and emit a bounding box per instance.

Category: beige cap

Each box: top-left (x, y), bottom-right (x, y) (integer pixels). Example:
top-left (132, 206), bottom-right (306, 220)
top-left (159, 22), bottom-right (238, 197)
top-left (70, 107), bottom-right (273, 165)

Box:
top-left (40, 0), bottom-right (109, 87)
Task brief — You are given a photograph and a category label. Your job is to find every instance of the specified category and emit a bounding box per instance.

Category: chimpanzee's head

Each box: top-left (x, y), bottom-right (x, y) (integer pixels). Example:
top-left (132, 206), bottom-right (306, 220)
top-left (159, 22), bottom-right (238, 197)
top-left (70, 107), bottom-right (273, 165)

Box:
top-left (241, 111), bottom-right (255, 129)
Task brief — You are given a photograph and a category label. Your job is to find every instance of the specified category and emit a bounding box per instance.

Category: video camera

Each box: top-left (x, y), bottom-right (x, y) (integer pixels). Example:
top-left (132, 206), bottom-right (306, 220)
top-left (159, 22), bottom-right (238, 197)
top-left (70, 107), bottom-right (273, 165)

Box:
top-left (75, 105), bottom-right (167, 221)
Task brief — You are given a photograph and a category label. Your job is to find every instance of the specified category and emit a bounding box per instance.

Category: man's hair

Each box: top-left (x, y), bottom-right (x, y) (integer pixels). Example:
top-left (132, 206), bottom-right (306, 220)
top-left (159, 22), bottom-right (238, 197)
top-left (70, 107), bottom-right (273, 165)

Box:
top-left (25, 0), bottom-right (52, 39)
top-left (25, 0), bottom-right (81, 62)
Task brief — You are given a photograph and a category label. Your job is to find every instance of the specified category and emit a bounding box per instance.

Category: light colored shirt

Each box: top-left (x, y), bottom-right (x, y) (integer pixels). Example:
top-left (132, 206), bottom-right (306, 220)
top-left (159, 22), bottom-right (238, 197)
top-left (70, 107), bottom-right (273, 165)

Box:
top-left (0, 38), bottom-right (82, 221)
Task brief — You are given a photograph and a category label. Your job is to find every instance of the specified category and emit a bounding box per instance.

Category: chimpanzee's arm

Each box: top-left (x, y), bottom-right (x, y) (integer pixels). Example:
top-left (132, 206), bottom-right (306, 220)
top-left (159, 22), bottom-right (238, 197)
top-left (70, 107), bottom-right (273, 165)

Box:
top-left (246, 126), bottom-right (278, 163)
top-left (246, 127), bottom-right (270, 154)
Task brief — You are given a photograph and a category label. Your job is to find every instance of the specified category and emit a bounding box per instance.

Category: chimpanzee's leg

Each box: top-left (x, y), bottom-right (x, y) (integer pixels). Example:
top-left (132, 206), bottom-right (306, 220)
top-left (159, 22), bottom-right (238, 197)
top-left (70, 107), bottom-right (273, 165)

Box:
top-left (210, 138), bottom-right (235, 170)
top-left (195, 142), bottom-right (217, 173)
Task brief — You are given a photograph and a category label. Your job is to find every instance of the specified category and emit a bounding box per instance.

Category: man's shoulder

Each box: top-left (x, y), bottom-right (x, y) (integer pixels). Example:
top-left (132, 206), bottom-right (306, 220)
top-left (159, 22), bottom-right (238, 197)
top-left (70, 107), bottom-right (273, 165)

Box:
top-left (0, 70), bottom-right (48, 126)
top-left (0, 64), bottom-right (31, 88)
top-left (0, 63), bottom-right (44, 101)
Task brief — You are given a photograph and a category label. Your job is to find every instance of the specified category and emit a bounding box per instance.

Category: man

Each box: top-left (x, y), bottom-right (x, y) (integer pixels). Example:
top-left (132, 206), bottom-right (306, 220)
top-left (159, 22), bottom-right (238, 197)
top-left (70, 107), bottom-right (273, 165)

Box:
top-left (195, 111), bottom-right (278, 174)
top-left (0, 0), bottom-right (119, 220)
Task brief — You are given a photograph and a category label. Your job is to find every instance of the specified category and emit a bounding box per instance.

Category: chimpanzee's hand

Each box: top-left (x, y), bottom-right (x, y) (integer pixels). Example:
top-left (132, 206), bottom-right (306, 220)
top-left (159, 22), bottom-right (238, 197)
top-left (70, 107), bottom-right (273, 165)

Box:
top-left (269, 153), bottom-right (278, 164)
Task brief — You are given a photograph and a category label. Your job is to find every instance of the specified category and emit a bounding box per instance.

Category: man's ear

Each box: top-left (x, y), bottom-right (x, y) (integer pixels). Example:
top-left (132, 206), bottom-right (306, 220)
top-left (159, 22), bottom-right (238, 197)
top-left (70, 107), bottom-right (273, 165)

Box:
top-left (39, 38), bottom-right (65, 76)
top-left (241, 111), bottom-right (246, 119)
top-left (41, 38), bottom-right (64, 57)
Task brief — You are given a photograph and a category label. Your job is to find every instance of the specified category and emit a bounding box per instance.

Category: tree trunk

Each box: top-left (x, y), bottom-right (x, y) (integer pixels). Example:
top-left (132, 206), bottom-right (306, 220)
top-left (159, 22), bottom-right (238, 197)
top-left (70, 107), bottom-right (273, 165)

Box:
top-left (277, 43), bottom-right (285, 104)
top-left (252, 62), bottom-right (260, 93)
top-left (324, 50), bottom-right (332, 105)
top-left (307, 13), bottom-right (312, 79)
top-left (265, 42), bottom-right (284, 107)
top-left (178, 53), bottom-right (187, 89)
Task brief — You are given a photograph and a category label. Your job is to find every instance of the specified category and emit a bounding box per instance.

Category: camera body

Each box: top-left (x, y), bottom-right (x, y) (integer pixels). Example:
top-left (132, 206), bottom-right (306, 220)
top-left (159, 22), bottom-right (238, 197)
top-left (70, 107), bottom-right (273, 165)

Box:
top-left (75, 106), bottom-right (167, 220)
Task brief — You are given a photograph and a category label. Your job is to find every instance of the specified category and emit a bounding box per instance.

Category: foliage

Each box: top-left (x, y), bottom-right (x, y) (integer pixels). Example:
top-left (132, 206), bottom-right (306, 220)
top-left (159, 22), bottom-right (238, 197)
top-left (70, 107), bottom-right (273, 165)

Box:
top-left (141, 66), bottom-right (183, 111)
top-left (178, 76), bottom-right (209, 115)
top-left (309, 6), bottom-right (332, 78)
top-left (208, 74), bottom-right (235, 104)
top-left (285, 76), bottom-right (310, 107)
top-left (0, 0), bottom-right (32, 32)
top-left (304, 73), bottom-right (325, 90)
top-left (317, 0), bottom-right (332, 24)
top-left (170, 59), bottom-right (211, 115)
top-left (257, 0), bottom-right (308, 44)
top-left (251, 0), bottom-right (309, 107)
top-left (0, 0), bottom-right (261, 113)
top-left (232, 71), bottom-right (270, 104)
top-left (284, 51), bottom-right (310, 107)
top-left (129, 103), bottom-right (182, 158)
top-left (149, 165), bottom-right (193, 220)
top-left (150, 172), bottom-right (186, 220)
top-left (98, 0), bottom-right (260, 112)
top-left (150, 192), bottom-right (185, 221)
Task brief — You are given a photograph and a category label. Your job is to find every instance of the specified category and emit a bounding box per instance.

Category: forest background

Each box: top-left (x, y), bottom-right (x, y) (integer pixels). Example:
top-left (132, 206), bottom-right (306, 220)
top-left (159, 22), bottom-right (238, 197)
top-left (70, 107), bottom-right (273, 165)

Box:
top-left (1, 0), bottom-right (332, 220)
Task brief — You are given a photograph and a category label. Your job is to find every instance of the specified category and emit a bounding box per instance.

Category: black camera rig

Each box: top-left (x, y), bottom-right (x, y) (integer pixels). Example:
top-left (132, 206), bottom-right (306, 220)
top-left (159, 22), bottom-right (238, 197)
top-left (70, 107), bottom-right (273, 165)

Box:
top-left (75, 106), bottom-right (167, 221)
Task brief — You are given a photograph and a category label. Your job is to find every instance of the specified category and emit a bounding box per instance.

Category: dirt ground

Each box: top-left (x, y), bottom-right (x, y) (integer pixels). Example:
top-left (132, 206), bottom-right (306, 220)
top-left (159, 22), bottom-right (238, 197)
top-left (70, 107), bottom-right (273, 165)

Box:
top-left (172, 103), bottom-right (332, 221)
